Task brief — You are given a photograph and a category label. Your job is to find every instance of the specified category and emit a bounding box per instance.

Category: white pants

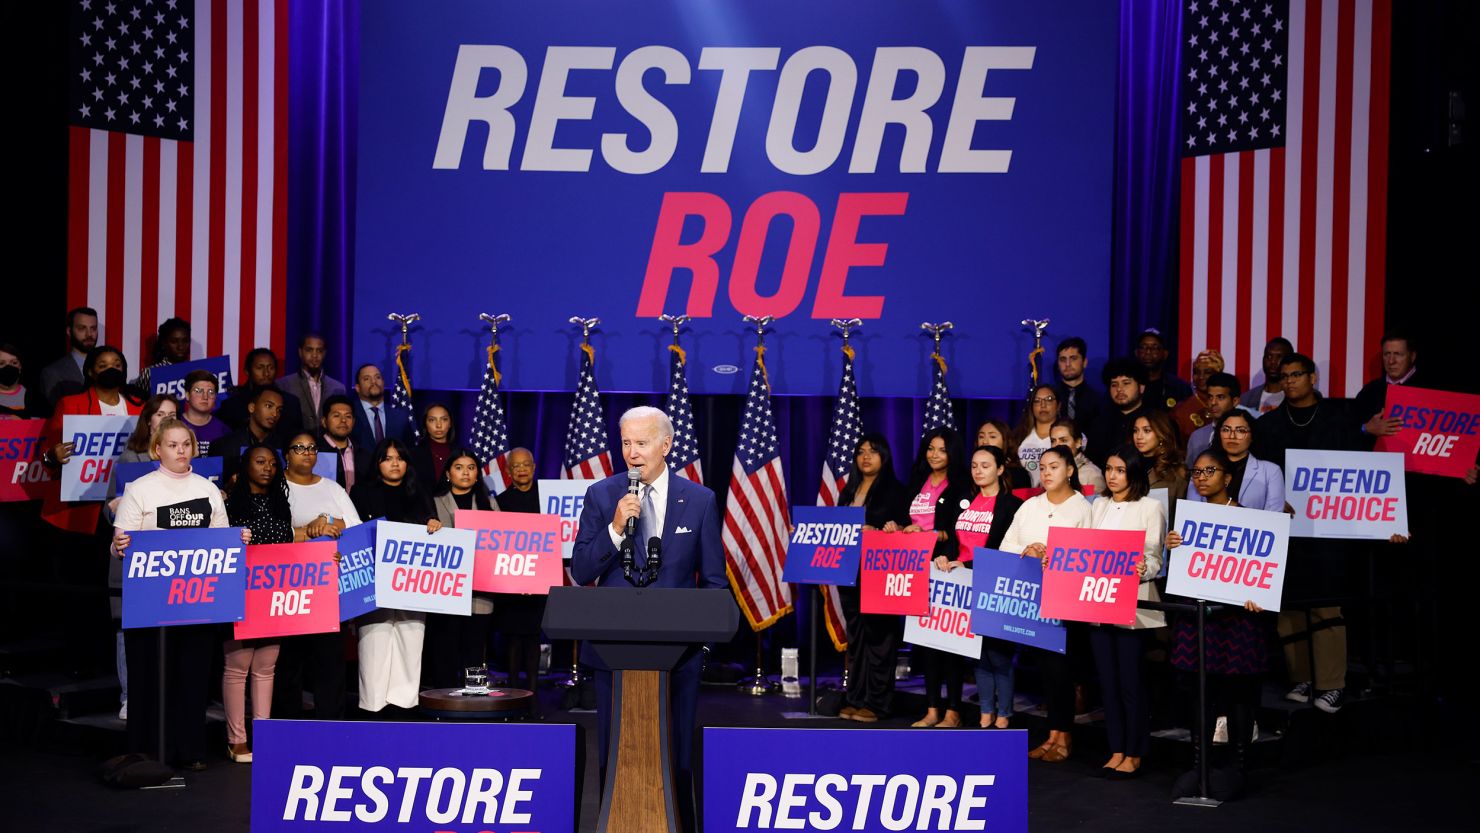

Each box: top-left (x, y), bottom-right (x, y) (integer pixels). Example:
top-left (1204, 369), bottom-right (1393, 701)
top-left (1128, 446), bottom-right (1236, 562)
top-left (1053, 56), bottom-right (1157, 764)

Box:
top-left (356, 610), bottom-right (426, 711)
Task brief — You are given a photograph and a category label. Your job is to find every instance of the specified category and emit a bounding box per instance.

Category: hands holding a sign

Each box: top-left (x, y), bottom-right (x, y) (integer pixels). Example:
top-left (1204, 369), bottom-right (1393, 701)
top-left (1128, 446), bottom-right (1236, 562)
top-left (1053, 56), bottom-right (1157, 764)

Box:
top-left (114, 525), bottom-right (251, 554)
top-left (1166, 530), bottom-right (1263, 613)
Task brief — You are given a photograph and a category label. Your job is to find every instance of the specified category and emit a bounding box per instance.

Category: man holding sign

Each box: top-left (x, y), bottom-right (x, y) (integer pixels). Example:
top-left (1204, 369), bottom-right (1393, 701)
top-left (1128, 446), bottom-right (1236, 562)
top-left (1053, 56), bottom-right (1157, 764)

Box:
top-left (113, 417), bottom-right (250, 770)
top-left (571, 406), bottom-right (726, 814)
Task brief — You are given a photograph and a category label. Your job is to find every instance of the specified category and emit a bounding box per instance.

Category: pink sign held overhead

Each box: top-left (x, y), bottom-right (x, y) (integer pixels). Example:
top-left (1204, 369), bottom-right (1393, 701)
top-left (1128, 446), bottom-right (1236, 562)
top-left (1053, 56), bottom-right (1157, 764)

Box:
top-left (1039, 527), bottom-right (1143, 626)
top-left (457, 509), bottom-right (564, 595)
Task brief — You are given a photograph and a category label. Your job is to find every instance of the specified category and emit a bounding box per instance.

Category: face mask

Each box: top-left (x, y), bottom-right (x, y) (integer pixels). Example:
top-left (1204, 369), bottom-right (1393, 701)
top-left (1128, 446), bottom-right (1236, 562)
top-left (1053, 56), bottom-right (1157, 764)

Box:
top-left (0, 366), bottom-right (20, 387)
top-left (95, 368), bottom-right (126, 389)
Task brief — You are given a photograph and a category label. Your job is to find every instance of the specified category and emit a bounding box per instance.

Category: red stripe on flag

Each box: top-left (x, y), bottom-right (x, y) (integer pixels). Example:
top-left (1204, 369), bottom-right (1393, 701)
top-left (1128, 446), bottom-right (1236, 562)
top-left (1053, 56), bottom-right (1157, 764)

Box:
top-left (1297, 0), bottom-right (1323, 360)
top-left (1206, 154), bottom-right (1225, 355)
top-left (239, 3), bottom-right (261, 371)
top-left (1266, 147), bottom-right (1286, 349)
top-left (1364, 0), bottom-right (1393, 384)
top-left (271, 0), bottom-right (290, 361)
top-left (722, 512), bottom-right (766, 619)
top-left (1178, 155), bottom-right (1196, 369)
top-left (207, 0), bottom-right (228, 358)
top-left (105, 131), bottom-right (127, 350)
top-left (1328, 1), bottom-right (1356, 397)
top-left (175, 141), bottom-right (194, 319)
top-left (140, 138), bottom-right (162, 367)
top-left (67, 128), bottom-right (90, 313)
top-left (733, 480), bottom-right (781, 611)
top-left (1235, 154), bottom-right (1254, 389)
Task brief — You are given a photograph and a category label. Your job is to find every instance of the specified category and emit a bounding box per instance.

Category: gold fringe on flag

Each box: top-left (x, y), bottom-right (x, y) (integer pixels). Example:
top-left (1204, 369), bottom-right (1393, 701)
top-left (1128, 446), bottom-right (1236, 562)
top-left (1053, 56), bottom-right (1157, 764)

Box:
top-left (932, 351), bottom-right (947, 375)
top-left (581, 342), bottom-right (595, 364)
top-left (395, 342), bottom-right (414, 396)
top-left (755, 344), bottom-right (769, 389)
top-left (486, 344), bottom-right (502, 387)
top-left (668, 343), bottom-right (686, 366)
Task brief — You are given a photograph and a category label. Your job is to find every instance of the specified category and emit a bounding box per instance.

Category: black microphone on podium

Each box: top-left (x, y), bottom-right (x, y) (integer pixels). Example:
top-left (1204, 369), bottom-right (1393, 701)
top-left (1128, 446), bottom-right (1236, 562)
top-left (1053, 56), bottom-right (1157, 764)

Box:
top-left (646, 536), bottom-right (662, 583)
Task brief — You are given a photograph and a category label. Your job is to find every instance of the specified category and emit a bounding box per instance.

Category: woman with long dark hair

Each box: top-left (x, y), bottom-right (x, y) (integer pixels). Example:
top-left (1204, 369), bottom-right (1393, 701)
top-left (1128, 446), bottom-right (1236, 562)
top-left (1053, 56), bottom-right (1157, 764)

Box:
top-left (956, 445), bottom-right (1023, 729)
top-left (1087, 445), bottom-right (1167, 778)
top-left (1185, 410), bottom-right (1286, 512)
top-left (904, 427), bottom-right (971, 728)
top-left (220, 443), bottom-right (293, 762)
top-left (976, 419), bottom-right (1031, 492)
top-left (410, 402), bottom-right (459, 487)
top-left (351, 438), bottom-right (441, 713)
top-left (999, 445), bottom-right (1093, 761)
top-left (425, 447), bottom-right (499, 690)
top-left (835, 434), bottom-right (911, 723)
top-left (1131, 410), bottom-right (1188, 506)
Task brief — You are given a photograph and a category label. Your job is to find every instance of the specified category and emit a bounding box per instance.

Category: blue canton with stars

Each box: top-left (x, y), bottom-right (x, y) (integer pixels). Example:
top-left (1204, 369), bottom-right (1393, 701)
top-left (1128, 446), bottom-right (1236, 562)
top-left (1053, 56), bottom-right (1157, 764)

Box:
top-left (822, 357), bottom-right (861, 482)
top-left (1180, 0), bottom-right (1289, 157)
top-left (921, 355), bottom-right (956, 438)
top-left (69, 0), bottom-right (194, 141)
top-left (735, 353), bottom-right (781, 475)
top-left (470, 355), bottom-right (510, 476)
top-left (665, 348), bottom-right (702, 478)
top-left (563, 348), bottom-right (611, 471)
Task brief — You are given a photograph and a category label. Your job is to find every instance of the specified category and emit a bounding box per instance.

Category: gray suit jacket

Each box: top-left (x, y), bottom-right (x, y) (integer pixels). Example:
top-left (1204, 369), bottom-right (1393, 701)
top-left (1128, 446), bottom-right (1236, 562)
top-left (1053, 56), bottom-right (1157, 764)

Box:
top-left (275, 371), bottom-right (347, 435)
top-left (40, 353), bottom-right (86, 406)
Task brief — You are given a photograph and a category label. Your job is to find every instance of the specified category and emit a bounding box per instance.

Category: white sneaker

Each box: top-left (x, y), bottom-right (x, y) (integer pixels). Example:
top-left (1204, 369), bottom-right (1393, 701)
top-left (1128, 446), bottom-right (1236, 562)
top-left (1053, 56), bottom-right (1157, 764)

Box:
top-left (119, 702), bottom-right (128, 720)
top-left (1314, 688), bottom-right (1345, 714)
top-left (1285, 682), bottom-right (1312, 703)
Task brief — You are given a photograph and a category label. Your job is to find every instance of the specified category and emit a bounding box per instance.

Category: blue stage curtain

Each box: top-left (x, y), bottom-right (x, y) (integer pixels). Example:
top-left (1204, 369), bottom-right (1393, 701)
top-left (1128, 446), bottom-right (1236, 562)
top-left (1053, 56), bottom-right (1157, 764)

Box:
top-left (287, 0), bottom-right (359, 382)
top-left (1111, 0), bottom-right (1185, 359)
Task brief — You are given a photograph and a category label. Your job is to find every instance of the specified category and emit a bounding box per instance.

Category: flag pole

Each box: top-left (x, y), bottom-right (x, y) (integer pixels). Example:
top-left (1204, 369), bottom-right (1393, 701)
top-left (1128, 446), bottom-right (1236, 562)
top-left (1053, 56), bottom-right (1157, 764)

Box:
top-left (736, 314), bottom-right (781, 697)
top-left (824, 318), bottom-right (862, 693)
top-left (561, 316), bottom-right (601, 692)
top-left (1020, 317), bottom-right (1051, 403)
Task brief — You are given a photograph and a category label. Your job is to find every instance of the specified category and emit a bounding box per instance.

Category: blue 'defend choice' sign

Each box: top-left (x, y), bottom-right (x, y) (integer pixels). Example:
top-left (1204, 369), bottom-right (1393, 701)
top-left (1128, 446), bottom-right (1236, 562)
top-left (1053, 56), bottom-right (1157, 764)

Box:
top-left (356, 0), bottom-right (1115, 397)
top-left (782, 506), bottom-right (864, 586)
top-left (704, 727), bottom-right (1026, 833)
top-left (251, 720), bottom-right (576, 833)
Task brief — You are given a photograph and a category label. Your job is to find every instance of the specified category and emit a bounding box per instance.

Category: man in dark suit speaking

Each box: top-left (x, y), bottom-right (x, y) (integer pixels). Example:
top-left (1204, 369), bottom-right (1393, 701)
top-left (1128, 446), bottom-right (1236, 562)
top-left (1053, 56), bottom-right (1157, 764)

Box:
top-left (570, 406), bottom-right (726, 818)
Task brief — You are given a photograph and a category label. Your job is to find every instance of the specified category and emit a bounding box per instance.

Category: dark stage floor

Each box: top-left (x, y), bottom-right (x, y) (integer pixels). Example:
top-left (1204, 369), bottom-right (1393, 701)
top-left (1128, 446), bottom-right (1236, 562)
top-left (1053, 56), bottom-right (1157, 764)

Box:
top-left (1, 677), bottom-right (1472, 833)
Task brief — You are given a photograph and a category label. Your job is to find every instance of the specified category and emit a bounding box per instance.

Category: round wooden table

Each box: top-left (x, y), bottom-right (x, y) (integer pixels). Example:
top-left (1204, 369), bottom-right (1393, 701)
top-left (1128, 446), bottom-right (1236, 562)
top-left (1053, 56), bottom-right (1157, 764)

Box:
top-left (418, 687), bottom-right (535, 720)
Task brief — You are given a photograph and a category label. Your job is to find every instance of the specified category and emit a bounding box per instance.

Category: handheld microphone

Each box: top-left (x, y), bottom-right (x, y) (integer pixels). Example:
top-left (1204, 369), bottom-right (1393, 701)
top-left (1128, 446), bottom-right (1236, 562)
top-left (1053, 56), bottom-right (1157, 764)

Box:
top-left (623, 467), bottom-right (643, 541)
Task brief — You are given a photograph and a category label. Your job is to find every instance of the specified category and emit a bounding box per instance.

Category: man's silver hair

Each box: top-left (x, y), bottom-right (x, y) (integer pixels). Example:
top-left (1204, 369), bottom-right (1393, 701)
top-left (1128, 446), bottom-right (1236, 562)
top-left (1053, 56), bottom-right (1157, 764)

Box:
top-left (619, 406), bottom-right (674, 440)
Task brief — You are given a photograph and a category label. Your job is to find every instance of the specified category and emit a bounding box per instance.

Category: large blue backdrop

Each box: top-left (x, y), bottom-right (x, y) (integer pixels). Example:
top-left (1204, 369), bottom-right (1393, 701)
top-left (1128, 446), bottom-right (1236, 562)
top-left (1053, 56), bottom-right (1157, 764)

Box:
top-left (351, 0), bottom-right (1117, 398)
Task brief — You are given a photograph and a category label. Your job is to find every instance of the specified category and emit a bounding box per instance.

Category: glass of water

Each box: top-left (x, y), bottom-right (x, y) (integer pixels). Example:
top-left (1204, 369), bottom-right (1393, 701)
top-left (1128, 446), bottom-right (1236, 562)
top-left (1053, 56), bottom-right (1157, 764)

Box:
top-left (463, 665), bottom-right (489, 693)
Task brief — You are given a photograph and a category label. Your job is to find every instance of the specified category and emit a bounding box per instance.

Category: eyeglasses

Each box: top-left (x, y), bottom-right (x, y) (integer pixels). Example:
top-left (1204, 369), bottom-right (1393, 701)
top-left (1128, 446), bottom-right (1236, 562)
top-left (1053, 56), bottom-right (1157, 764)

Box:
top-left (1190, 466), bottom-right (1224, 478)
top-left (1032, 396), bottom-right (1057, 404)
top-left (1283, 370), bottom-right (1310, 380)
top-left (189, 387), bottom-right (218, 397)
top-left (1219, 425), bottom-right (1251, 436)
top-left (287, 444), bottom-right (318, 455)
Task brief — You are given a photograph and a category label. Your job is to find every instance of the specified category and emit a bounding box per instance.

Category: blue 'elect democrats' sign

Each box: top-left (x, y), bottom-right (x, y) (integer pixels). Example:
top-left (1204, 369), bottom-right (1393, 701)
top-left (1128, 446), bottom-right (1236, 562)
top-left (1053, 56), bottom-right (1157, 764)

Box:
top-left (355, 0), bottom-right (1115, 397)
top-left (705, 727), bottom-right (1027, 833)
top-left (782, 506), bottom-right (863, 586)
top-left (329, 521), bottom-right (379, 621)
top-left (121, 527), bottom-right (247, 628)
top-left (970, 547), bottom-right (1065, 653)
top-left (251, 720), bottom-right (576, 833)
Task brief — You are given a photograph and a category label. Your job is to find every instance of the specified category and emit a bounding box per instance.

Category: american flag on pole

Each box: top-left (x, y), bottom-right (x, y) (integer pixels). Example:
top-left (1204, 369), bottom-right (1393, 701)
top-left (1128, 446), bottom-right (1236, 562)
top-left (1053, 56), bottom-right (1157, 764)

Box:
top-left (391, 342), bottom-right (419, 442)
top-left (470, 343), bottom-right (512, 493)
top-left (815, 345), bottom-right (861, 651)
top-left (723, 345), bottom-right (793, 630)
top-left (562, 344), bottom-right (615, 480)
top-left (67, 0), bottom-right (288, 375)
top-left (921, 352), bottom-right (956, 436)
top-left (1179, 0), bottom-right (1391, 397)
top-left (665, 343), bottom-right (703, 484)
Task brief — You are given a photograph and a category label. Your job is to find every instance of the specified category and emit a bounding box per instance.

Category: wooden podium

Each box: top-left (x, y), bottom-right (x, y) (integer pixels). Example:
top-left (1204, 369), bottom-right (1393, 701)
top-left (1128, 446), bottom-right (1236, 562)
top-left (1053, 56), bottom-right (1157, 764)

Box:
top-left (544, 587), bottom-right (737, 833)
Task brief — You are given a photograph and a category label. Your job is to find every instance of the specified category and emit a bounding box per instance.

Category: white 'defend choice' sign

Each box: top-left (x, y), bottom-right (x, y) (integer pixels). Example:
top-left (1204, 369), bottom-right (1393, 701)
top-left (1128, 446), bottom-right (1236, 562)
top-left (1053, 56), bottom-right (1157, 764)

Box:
top-left (1167, 499), bottom-right (1291, 612)
top-left (373, 521), bottom-right (477, 615)
top-left (538, 478), bottom-right (591, 560)
top-left (61, 414), bottom-right (137, 502)
top-left (903, 565), bottom-right (982, 659)
top-left (1284, 449), bottom-right (1409, 539)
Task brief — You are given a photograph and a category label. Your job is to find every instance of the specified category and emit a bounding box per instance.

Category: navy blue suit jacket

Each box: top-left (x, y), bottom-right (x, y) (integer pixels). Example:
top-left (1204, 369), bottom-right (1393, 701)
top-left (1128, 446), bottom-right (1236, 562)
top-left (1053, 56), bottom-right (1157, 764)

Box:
top-left (348, 399), bottom-right (412, 452)
top-left (570, 469), bottom-right (727, 592)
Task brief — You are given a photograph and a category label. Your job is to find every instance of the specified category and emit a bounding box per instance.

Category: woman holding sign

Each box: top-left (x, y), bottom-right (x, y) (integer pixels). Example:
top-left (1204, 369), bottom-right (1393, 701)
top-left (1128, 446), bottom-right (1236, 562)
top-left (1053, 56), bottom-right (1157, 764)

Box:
top-left (112, 418), bottom-right (250, 770)
top-left (282, 431), bottom-right (360, 721)
top-left (1167, 448), bottom-right (1266, 781)
top-left (955, 446), bottom-right (1023, 729)
top-left (352, 438), bottom-right (440, 713)
top-left (904, 428), bottom-right (971, 728)
top-left (221, 443), bottom-right (293, 762)
top-left (998, 446), bottom-right (1093, 761)
top-left (426, 447), bottom-right (498, 691)
top-left (836, 434), bottom-right (910, 723)
top-left (1087, 446), bottom-right (1167, 778)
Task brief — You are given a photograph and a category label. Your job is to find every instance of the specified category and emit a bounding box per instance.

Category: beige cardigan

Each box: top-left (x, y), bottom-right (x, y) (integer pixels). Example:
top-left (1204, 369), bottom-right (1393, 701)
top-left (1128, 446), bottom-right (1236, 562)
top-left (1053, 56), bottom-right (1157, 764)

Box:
top-left (1088, 496), bottom-right (1168, 629)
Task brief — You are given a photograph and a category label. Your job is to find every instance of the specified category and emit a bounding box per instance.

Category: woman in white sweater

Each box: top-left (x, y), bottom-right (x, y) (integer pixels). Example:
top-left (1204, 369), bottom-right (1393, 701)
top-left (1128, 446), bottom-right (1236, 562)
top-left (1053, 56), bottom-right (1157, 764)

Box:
top-left (112, 418), bottom-right (251, 769)
top-left (998, 446), bottom-right (1092, 763)
top-left (1087, 445), bottom-right (1167, 779)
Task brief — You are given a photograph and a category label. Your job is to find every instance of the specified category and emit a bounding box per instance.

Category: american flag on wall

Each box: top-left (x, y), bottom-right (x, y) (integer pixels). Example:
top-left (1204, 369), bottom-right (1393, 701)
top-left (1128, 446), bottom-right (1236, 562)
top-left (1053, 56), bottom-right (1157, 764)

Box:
top-left (722, 346), bottom-right (792, 630)
top-left (665, 342), bottom-right (703, 484)
top-left (67, 0), bottom-right (288, 376)
top-left (470, 344), bottom-right (512, 493)
top-left (815, 346), bottom-right (861, 652)
top-left (562, 343), bottom-right (615, 480)
top-left (1179, 0), bottom-right (1391, 397)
